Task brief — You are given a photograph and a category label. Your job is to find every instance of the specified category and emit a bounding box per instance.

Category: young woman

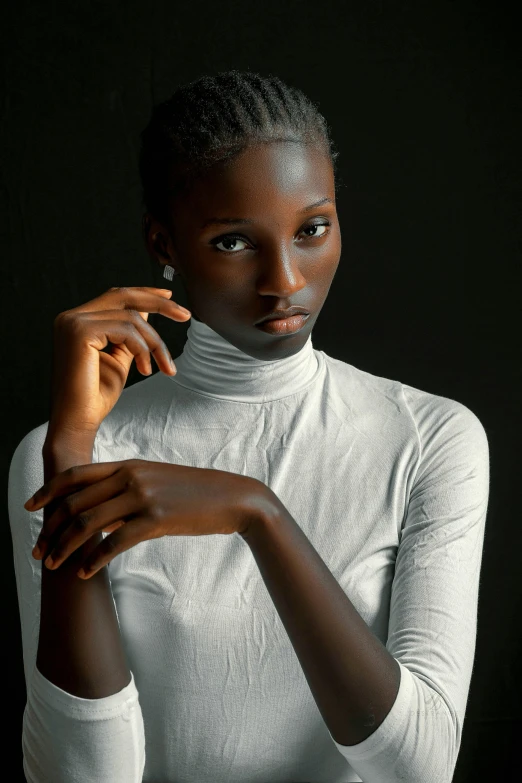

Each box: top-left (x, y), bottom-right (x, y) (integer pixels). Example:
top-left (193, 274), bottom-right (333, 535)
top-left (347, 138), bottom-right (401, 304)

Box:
top-left (9, 70), bottom-right (489, 783)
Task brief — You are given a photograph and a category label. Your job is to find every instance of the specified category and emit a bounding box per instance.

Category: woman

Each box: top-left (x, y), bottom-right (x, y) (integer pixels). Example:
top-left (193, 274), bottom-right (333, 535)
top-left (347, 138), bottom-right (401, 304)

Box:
top-left (8, 70), bottom-right (489, 783)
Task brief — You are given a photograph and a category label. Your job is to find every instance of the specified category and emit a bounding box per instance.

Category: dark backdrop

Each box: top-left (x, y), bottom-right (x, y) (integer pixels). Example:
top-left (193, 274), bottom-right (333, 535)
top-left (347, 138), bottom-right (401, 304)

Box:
top-left (2, 1), bottom-right (520, 780)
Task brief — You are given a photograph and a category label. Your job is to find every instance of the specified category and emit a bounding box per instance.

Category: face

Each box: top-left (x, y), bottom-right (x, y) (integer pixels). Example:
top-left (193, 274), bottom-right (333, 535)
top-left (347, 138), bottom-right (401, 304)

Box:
top-left (143, 141), bottom-right (341, 360)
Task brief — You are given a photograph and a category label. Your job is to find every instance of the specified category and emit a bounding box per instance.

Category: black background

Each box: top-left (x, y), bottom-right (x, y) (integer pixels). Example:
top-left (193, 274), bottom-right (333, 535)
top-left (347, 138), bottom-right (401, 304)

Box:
top-left (2, 1), bottom-right (520, 780)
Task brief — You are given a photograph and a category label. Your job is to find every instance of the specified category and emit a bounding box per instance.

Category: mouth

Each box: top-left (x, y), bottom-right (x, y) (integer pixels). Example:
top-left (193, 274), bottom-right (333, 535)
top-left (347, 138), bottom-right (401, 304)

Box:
top-left (254, 313), bottom-right (311, 336)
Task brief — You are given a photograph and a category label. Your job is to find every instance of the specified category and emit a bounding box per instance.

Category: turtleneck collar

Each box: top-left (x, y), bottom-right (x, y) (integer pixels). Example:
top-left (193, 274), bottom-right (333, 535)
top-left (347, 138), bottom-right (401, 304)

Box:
top-left (169, 317), bottom-right (322, 403)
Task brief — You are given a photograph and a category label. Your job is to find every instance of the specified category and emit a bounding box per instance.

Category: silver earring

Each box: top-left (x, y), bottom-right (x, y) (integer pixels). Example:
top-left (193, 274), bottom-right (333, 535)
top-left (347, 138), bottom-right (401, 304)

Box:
top-left (163, 264), bottom-right (177, 280)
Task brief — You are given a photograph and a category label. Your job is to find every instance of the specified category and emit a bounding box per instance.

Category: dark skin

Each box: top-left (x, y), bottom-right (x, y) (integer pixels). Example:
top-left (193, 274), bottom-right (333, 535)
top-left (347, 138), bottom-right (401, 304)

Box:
top-left (142, 140), bottom-right (341, 359)
top-left (32, 139), bottom-right (401, 753)
top-left (137, 141), bottom-right (401, 747)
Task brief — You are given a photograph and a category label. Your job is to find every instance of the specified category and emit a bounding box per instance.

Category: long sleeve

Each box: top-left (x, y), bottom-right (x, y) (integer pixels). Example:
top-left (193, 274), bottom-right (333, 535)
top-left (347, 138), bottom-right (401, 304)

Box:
top-left (8, 423), bottom-right (146, 783)
top-left (328, 394), bottom-right (490, 782)
top-left (7, 317), bottom-right (492, 782)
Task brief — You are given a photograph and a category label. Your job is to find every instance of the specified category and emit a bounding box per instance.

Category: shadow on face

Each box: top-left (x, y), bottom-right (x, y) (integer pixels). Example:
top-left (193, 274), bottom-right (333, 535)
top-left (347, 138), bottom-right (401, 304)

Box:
top-left (151, 140), bottom-right (342, 361)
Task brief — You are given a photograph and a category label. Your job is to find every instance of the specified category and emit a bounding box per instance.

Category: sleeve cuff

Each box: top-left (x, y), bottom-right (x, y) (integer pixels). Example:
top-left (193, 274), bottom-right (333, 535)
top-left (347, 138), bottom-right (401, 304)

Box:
top-left (329, 659), bottom-right (414, 760)
top-left (30, 662), bottom-right (140, 722)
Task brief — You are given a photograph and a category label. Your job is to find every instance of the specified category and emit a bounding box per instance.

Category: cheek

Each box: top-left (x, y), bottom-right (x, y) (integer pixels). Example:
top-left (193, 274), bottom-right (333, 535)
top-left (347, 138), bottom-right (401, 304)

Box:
top-left (188, 274), bottom-right (244, 314)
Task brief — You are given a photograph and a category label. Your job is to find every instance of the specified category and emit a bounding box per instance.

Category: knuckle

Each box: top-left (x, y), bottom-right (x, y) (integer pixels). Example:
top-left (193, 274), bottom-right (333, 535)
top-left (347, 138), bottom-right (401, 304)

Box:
top-left (65, 317), bottom-right (84, 338)
top-left (147, 502), bottom-right (161, 520)
top-left (122, 464), bottom-right (149, 502)
top-left (149, 505), bottom-right (164, 527)
top-left (73, 513), bottom-right (90, 532)
top-left (129, 309), bottom-right (151, 333)
top-left (127, 308), bottom-right (144, 327)
top-left (122, 472), bottom-right (139, 495)
top-left (54, 310), bottom-right (74, 329)
top-left (102, 535), bottom-right (118, 554)
top-left (121, 462), bottom-right (137, 483)
top-left (131, 478), bottom-right (148, 502)
top-left (61, 496), bottom-right (76, 515)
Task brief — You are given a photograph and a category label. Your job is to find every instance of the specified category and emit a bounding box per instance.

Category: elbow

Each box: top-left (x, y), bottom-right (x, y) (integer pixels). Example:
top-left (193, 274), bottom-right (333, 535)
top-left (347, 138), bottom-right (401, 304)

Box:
top-left (392, 683), bottom-right (462, 783)
top-left (423, 690), bottom-right (462, 783)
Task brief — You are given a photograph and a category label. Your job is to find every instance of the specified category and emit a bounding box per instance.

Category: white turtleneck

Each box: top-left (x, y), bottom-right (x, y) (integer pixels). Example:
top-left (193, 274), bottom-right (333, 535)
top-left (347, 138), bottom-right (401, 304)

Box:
top-left (9, 317), bottom-right (490, 783)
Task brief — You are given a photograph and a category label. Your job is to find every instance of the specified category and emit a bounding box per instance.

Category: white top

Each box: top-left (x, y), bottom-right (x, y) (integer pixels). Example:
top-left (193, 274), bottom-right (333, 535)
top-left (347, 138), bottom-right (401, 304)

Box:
top-left (8, 317), bottom-right (490, 783)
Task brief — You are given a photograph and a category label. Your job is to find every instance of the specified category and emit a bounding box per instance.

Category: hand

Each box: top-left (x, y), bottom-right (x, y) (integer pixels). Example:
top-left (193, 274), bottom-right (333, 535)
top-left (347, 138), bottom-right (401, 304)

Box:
top-left (25, 459), bottom-right (265, 579)
top-left (47, 286), bottom-right (191, 440)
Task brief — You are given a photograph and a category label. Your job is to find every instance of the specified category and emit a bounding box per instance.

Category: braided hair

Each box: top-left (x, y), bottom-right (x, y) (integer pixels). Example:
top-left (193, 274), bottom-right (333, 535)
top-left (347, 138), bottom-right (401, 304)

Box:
top-left (139, 69), bottom-right (340, 226)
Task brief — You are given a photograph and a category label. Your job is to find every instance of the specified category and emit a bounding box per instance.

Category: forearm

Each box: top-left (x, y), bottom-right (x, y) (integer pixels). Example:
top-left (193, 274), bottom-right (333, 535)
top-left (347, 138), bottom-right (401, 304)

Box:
top-left (37, 434), bottom-right (131, 698)
top-left (242, 489), bottom-right (401, 746)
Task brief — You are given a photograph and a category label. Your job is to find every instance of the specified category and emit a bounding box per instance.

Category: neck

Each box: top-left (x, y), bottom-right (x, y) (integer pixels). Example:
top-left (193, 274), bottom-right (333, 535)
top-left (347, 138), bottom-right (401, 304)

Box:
top-left (169, 317), bottom-right (322, 403)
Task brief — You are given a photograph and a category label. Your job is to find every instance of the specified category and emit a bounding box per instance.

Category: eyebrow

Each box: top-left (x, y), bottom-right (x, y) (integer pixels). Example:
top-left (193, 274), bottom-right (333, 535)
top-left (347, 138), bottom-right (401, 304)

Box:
top-left (200, 197), bottom-right (334, 230)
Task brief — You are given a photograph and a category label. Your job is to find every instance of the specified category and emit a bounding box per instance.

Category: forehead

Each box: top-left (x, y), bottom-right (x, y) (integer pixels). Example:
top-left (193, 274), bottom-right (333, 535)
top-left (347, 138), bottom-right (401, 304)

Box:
top-left (172, 141), bottom-right (335, 222)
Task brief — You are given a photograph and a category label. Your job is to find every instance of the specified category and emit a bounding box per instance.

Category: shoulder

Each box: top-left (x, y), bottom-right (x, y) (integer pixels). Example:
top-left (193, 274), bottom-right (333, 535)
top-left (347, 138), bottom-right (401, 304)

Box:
top-left (400, 381), bottom-right (488, 457)
top-left (320, 352), bottom-right (488, 460)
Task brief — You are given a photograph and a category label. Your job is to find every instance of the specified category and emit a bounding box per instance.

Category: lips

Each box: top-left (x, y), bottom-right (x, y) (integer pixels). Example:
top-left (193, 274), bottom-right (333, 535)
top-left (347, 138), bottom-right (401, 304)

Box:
top-left (255, 307), bottom-right (310, 325)
top-left (255, 313), bottom-right (310, 336)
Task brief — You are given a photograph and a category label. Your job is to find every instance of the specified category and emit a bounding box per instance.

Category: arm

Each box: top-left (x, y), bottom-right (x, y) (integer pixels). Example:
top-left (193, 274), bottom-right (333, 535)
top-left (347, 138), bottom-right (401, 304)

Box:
top-left (38, 433), bottom-right (130, 697)
top-left (242, 492), bottom-right (401, 747)
top-left (8, 425), bottom-right (146, 783)
top-left (241, 401), bottom-right (489, 783)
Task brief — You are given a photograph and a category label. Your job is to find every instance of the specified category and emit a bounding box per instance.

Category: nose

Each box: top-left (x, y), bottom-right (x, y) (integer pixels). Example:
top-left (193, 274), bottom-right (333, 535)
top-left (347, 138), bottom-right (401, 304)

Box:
top-left (256, 246), bottom-right (308, 298)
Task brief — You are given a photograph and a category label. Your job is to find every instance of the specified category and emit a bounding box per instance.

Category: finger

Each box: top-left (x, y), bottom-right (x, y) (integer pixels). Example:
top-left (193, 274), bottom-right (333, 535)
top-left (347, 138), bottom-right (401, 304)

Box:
top-left (68, 287), bottom-right (191, 377)
top-left (32, 463), bottom-right (125, 559)
top-left (73, 286), bottom-right (190, 319)
top-left (43, 491), bottom-right (133, 571)
top-left (121, 287), bottom-right (191, 374)
top-left (25, 462), bottom-right (121, 511)
top-left (117, 286), bottom-right (192, 322)
top-left (123, 286), bottom-right (192, 316)
top-left (102, 520), bottom-right (125, 534)
top-left (77, 308), bottom-right (182, 377)
top-left (77, 516), bottom-right (153, 579)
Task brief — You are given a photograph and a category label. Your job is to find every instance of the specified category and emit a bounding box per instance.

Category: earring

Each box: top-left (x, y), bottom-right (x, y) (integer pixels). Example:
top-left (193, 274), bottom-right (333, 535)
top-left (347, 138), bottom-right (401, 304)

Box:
top-left (163, 264), bottom-right (177, 280)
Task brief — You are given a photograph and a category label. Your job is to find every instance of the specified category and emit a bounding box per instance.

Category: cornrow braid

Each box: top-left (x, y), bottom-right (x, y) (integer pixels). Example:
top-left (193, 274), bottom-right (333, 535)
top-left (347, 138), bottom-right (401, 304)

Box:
top-left (139, 69), bottom-right (340, 225)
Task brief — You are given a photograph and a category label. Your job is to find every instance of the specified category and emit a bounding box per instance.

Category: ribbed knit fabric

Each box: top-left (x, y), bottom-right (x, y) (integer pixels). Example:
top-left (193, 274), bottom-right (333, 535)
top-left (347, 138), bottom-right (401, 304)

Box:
top-left (8, 317), bottom-right (490, 783)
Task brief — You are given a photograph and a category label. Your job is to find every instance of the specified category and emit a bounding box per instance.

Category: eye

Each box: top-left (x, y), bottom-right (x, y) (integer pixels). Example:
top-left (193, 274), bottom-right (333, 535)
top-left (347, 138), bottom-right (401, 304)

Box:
top-left (299, 221), bottom-right (330, 239)
top-left (209, 220), bottom-right (332, 254)
top-left (212, 235), bottom-right (250, 253)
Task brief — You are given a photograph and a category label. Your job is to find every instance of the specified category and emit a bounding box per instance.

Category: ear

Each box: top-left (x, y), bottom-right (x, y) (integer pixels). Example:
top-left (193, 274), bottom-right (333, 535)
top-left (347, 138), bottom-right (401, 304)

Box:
top-left (142, 213), bottom-right (179, 267)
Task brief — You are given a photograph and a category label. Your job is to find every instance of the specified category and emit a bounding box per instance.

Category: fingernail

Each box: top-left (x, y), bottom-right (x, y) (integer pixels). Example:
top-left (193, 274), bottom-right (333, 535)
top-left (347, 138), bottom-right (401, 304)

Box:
top-left (178, 306), bottom-right (191, 315)
top-left (32, 543), bottom-right (41, 558)
top-left (44, 555), bottom-right (54, 569)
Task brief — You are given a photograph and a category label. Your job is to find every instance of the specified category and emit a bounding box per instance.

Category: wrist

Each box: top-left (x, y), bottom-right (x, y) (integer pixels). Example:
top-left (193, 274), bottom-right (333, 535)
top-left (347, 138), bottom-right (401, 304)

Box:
top-left (43, 423), bottom-right (97, 453)
top-left (239, 482), bottom-right (282, 543)
top-left (42, 428), bottom-right (96, 474)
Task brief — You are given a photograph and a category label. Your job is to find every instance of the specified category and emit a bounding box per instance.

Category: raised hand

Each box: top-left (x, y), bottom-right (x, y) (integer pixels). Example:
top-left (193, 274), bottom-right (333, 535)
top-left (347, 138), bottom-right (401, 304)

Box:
top-left (47, 286), bottom-right (191, 440)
